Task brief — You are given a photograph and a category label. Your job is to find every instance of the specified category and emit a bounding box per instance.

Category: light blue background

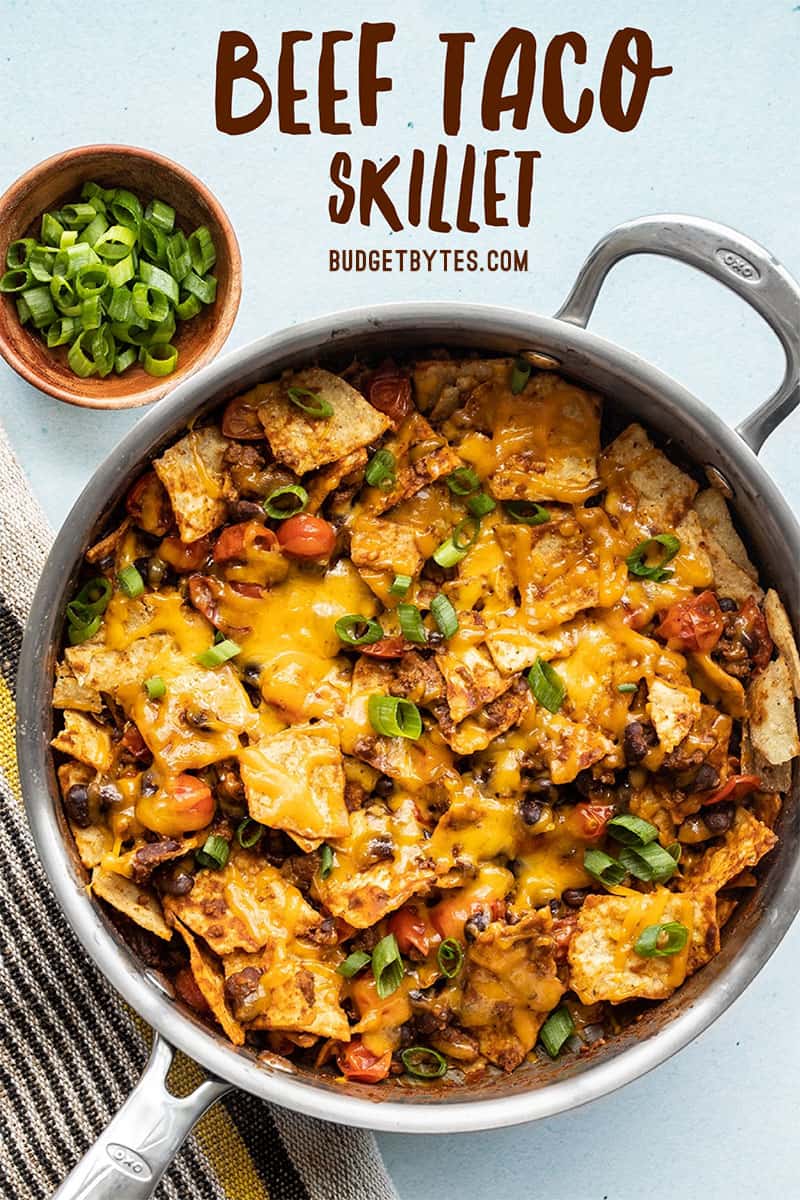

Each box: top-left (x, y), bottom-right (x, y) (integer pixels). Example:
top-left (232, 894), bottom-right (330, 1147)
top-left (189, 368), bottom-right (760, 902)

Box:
top-left (2, 2), bottom-right (799, 1197)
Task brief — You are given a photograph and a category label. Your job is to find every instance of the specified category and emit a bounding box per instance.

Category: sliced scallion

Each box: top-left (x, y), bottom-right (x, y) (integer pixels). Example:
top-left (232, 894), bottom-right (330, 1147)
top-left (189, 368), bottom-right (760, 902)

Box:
top-left (319, 844), bottom-right (334, 879)
top-left (389, 574), bottom-right (412, 597)
top-left (401, 1046), bottom-right (447, 1078)
top-left (467, 491), bottom-right (496, 518)
top-left (337, 949), bottom-right (371, 978)
top-left (606, 814), bottom-right (659, 847)
top-left (368, 695), bottom-right (423, 740)
top-left (583, 848), bottom-right (626, 888)
top-left (263, 484), bottom-right (308, 519)
top-left (505, 500), bottom-right (550, 525)
top-left (335, 614), bottom-right (383, 646)
top-left (398, 603), bottom-right (427, 644)
top-left (446, 466), bottom-right (480, 495)
top-left (143, 675), bottom-right (166, 700)
top-left (372, 933), bottom-right (403, 999)
top-left (619, 842), bottom-right (678, 884)
top-left (236, 818), bottom-right (264, 848)
top-left (195, 834), bottom-right (230, 871)
top-left (625, 534), bottom-right (681, 582)
top-left (510, 356), bottom-right (532, 394)
top-left (197, 638), bottom-right (240, 668)
top-left (539, 1006), bottom-right (574, 1057)
top-left (118, 564), bottom-right (145, 598)
top-left (634, 921), bottom-right (688, 958)
top-left (365, 448), bottom-right (396, 490)
top-left (287, 384), bottom-right (333, 419)
top-left (527, 657), bottom-right (566, 713)
top-left (437, 938), bottom-right (464, 978)
top-left (430, 594), bottom-right (458, 638)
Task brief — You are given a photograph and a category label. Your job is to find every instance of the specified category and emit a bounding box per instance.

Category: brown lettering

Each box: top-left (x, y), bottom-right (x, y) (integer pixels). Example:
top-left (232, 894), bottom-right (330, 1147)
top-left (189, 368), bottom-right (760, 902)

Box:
top-left (456, 144), bottom-right (479, 232)
top-left (542, 33), bottom-right (593, 133)
top-left (329, 153), bottom-right (355, 223)
top-left (439, 32), bottom-right (475, 135)
top-left (484, 149), bottom-right (509, 227)
top-left (600, 27), bottom-right (673, 131)
top-left (428, 146), bottom-right (452, 233)
top-left (215, 32), bottom-right (272, 135)
top-left (278, 30), bottom-right (313, 133)
top-left (359, 156), bottom-right (402, 230)
top-left (408, 149), bottom-right (425, 228)
top-left (514, 151), bottom-right (540, 226)
top-left (481, 29), bottom-right (536, 131)
top-left (359, 22), bottom-right (395, 126)
top-left (319, 31), bottom-right (353, 134)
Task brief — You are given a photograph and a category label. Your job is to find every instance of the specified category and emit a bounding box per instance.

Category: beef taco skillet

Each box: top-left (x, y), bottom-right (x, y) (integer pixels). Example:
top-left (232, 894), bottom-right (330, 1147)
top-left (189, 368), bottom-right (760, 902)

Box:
top-left (51, 349), bottom-right (800, 1085)
top-left (18, 218), bottom-right (800, 1181)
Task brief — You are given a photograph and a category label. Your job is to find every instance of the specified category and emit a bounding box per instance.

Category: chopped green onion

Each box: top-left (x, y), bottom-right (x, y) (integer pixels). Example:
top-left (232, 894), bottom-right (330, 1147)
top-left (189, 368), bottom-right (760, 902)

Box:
top-left (583, 848), bottom-right (626, 888)
top-left (145, 199), bottom-right (176, 234)
top-left (337, 950), bottom-right (371, 978)
top-left (372, 933), bottom-right (404, 999)
top-left (80, 296), bottom-right (103, 331)
top-left (619, 842), bottom-right (679, 883)
top-left (433, 515), bottom-right (480, 567)
top-left (132, 281), bottom-right (169, 323)
top-left (118, 564), bottom-right (145, 598)
top-left (139, 220), bottom-right (168, 265)
top-left (335, 614), bottom-right (384, 646)
top-left (60, 230), bottom-right (78, 249)
top-left (29, 246), bottom-right (55, 282)
top-left (77, 213), bottom-right (108, 249)
top-left (167, 231), bottom-right (191, 281)
top-left (236, 818), bottom-right (264, 849)
top-left (368, 695), bottom-right (423, 740)
top-left (67, 614), bottom-right (102, 644)
top-left (365, 448), bottom-right (396, 490)
top-left (625, 534), bottom-right (681, 582)
top-left (634, 921), bottom-right (689, 958)
top-left (510, 356), bottom-right (532, 394)
top-left (148, 312), bottom-right (176, 346)
top-left (110, 189), bottom-right (143, 230)
top-left (398, 603), bottom-right (427, 645)
top-left (319, 844), bottom-right (334, 878)
top-left (24, 286), bottom-right (57, 329)
top-left (183, 271), bottom-right (217, 304)
top-left (467, 491), bottom-right (496, 518)
top-left (70, 578), bottom-right (112, 618)
top-left (139, 261), bottom-right (180, 306)
top-left (0, 268), bottom-right (32, 294)
top-left (41, 212), bottom-right (64, 246)
top-left (143, 344), bottom-right (179, 377)
top-left (505, 500), bottom-right (550, 525)
top-left (47, 317), bottom-right (79, 347)
top-left (188, 225), bottom-right (216, 275)
top-left (92, 325), bottom-right (116, 379)
top-left (176, 293), bottom-right (202, 321)
top-left (446, 466), bottom-right (480, 495)
top-left (114, 347), bottom-right (137, 374)
top-left (16, 296), bottom-right (31, 325)
top-left (389, 574), bottom-right (412, 597)
top-left (143, 675), bottom-right (166, 700)
top-left (606, 814), bottom-right (659, 847)
top-left (617, 682), bottom-right (638, 694)
top-left (93, 224), bottom-right (137, 263)
top-left (195, 834), bottom-right (230, 871)
top-left (430, 594), bottom-right (458, 638)
top-left (287, 384), bottom-right (333, 419)
top-left (197, 638), bottom-right (240, 668)
top-left (75, 265), bottom-right (109, 299)
top-left (60, 202), bottom-right (98, 230)
top-left (50, 276), bottom-right (80, 316)
top-left (437, 938), bottom-right (464, 978)
top-left (401, 1046), bottom-right (447, 1078)
top-left (527, 657), bottom-right (566, 713)
top-left (539, 1006), bottom-right (574, 1057)
top-left (6, 239), bottom-right (35, 269)
top-left (263, 484), bottom-right (308, 519)
top-left (67, 330), bottom-right (98, 377)
top-left (107, 254), bottom-right (136, 289)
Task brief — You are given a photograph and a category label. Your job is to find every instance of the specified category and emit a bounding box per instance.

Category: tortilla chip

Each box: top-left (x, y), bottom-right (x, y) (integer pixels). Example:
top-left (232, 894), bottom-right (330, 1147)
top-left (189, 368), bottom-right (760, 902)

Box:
top-left (85, 517), bottom-right (132, 566)
top-left (693, 490), bottom-right (758, 579)
top-left (747, 655), bottom-right (800, 765)
top-left (164, 848), bottom-right (322, 956)
top-left (530, 708), bottom-right (617, 785)
top-left (680, 807), bottom-right (777, 891)
top-left (443, 519), bottom-right (517, 618)
top-left (51, 711), bottom-right (113, 772)
top-left (153, 426), bottom-right (231, 543)
top-left (459, 911), bottom-right (564, 1071)
top-left (687, 652), bottom-right (746, 719)
top-left (600, 424), bottom-right (698, 533)
top-left (485, 621), bottom-right (580, 676)
top-left (434, 679), bottom-right (531, 756)
top-left (239, 722), bottom-right (348, 842)
top-left (53, 661), bottom-right (103, 714)
top-left (568, 890), bottom-right (696, 1003)
top-left (703, 530), bottom-right (763, 605)
top-left (647, 678), bottom-right (702, 755)
top-left (413, 356), bottom-right (513, 421)
top-left (437, 625), bottom-right (512, 725)
top-left (314, 797), bottom-right (436, 927)
top-left (740, 724), bottom-right (793, 793)
top-left (448, 372), bottom-right (601, 504)
top-left (172, 919), bottom-right (245, 1044)
top-left (91, 867), bottom-right (172, 940)
top-left (66, 633), bottom-right (176, 695)
top-left (361, 411), bottom-right (462, 516)
top-left (226, 949), bottom-right (349, 1040)
top-left (305, 448), bottom-right (367, 514)
top-left (257, 368), bottom-right (390, 475)
top-left (349, 515), bottom-right (425, 579)
top-left (684, 886), bottom-right (721, 973)
top-left (764, 590), bottom-right (800, 698)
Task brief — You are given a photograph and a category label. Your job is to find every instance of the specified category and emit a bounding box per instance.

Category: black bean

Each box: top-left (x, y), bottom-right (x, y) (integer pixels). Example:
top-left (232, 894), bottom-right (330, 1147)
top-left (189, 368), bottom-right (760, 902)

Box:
top-left (229, 499), bottom-right (267, 523)
top-left (464, 909), bottom-right (490, 941)
top-left (427, 631), bottom-right (445, 648)
top-left (623, 720), bottom-right (657, 764)
top-left (97, 554), bottom-right (115, 572)
top-left (520, 796), bottom-right (543, 826)
top-left (64, 784), bottom-right (91, 828)
top-left (718, 597), bottom-right (738, 612)
top-left (98, 783), bottom-right (122, 807)
top-left (562, 887), bottom-right (589, 908)
top-left (365, 835), bottom-right (394, 864)
top-left (373, 776), bottom-right (394, 798)
top-left (141, 771), bottom-right (158, 797)
top-left (693, 762), bottom-right (720, 792)
top-left (159, 868), bottom-right (195, 897)
top-left (704, 803), bottom-right (735, 835)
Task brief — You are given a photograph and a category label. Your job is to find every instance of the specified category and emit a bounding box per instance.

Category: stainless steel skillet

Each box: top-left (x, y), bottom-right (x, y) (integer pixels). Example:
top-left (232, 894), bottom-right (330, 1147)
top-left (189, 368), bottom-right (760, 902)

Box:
top-left (16, 214), bottom-right (800, 1198)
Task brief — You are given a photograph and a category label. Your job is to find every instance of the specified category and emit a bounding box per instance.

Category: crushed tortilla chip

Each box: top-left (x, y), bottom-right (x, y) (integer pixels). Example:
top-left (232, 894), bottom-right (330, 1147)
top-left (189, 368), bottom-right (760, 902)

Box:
top-left (305, 448), bottom-right (367, 514)
top-left (600, 424), bottom-right (698, 534)
top-left (257, 368), bottom-right (390, 474)
top-left (680, 806), bottom-right (777, 891)
top-left (764, 589), bottom-right (800, 698)
top-left (239, 722), bottom-right (348, 842)
top-left (747, 655), bottom-right (800, 765)
top-left (647, 678), bottom-right (702, 755)
top-left (437, 623), bottom-right (512, 725)
top-left (703, 530), bottom-right (763, 605)
top-left (153, 426), bottom-right (231, 543)
top-left (172, 919), bottom-right (245, 1044)
top-left (412, 356), bottom-right (513, 421)
top-left (693, 490), bottom-right (757, 579)
top-left (51, 711), bottom-right (113, 772)
top-left (349, 515), bottom-right (425, 579)
top-left (91, 867), bottom-right (172, 940)
top-left (53, 661), bottom-right (103, 714)
top-left (226, 948), bottom-right (349, 1040)
top-left (361, 411), bottom-right (462, 515)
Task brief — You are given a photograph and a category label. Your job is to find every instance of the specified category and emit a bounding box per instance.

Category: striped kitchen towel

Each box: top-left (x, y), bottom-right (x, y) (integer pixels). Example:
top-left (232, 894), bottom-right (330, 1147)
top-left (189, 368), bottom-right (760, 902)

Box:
top-left (0, 422), bottom-right (398, 1200)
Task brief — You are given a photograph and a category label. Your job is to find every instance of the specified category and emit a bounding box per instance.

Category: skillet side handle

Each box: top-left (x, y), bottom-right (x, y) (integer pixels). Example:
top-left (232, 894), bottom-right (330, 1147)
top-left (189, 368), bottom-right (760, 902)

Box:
top-left (53, 1034), bottom-right (232, 1200)
top-left (555, 213), bottom-right (800, 454)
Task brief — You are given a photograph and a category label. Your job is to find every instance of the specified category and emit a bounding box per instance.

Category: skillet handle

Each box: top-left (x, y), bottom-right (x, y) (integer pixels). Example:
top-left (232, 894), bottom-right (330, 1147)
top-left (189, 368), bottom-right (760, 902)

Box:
top-left (555, 213), bottom-right (800, 454)
top-left (53, 1034), bottom-right (232, 1200)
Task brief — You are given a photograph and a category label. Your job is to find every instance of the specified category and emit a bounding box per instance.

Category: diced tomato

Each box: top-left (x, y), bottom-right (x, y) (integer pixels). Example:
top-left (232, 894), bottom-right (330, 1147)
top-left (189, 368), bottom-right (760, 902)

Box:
top-left (366, 363), bottom-right (412, 427)
top-left (552, 914), bottom-right (578, 963)
top-left (655, 590), bottom-right (725, 654)
top-left (171, 775), bottom-right (215, 830)
top-left (276, 514), bottom-right (336, 559)
top-left (387, 905), bottom-right (441, 958)
top-left (213, 521), bottom-right (278, 564)
top-left (120, 723), bottom-right (151, 762)
top-left (221, 394), bottom-right (264, 440)
top-left (337, 1040), bottom-right (392, 1083)
top-left (701, 774), bottom-right (762, 806)
top-left (174, 967), bottom-right (210, 1014)
top-left (572, 803), bottom-right (615, 839)
top-left (229, 581), bottom-right (265, 599)
top-left (158, 536), bottom-right (211, 573)
top-left (359, 636), bottom-right (414, 659)
top-left (125, 471), bottom-right (173, 536)
top-left (733, 597), bottom-right (774, 673)
top-left (188, 574), bottom-right (222, 625)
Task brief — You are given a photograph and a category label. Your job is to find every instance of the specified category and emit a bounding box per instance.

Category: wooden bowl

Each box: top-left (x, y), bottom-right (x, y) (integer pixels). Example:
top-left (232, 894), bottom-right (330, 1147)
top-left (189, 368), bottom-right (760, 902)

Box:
top-left (0, 145), bottom-right (241, 409)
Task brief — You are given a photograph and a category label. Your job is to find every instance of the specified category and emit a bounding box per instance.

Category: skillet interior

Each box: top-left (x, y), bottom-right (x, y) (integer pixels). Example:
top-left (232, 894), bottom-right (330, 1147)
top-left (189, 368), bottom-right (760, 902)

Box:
top-left (20, 304), bottom-right (800, 1131)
